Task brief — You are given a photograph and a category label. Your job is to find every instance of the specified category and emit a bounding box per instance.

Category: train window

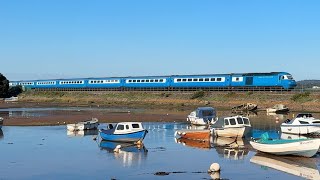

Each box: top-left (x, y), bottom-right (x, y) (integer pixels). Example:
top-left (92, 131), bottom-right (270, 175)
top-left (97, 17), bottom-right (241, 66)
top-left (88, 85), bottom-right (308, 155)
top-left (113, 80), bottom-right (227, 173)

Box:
top-left (211, 78), bottom-right (215, 81)
top-left (177, 79), bottom-right (181, 82)
top-left (155, 79), bottom-right (159, 82)
top-left (199, 78), bottom-right (203, 82)
top-left (188, 78), bottom-right (192, 82)
top-left (205, 78), bottom-right (209, 81)
top-left (182, 79), bottom-right (187, 82)
top-left (193, 78), bottom-right (198, 81)
top-left (146, 80), bottom-right (149, 82)
top-left (217, 78), bottom-right (222, 81)
top-left (160, 79), bottom-right (163, 82)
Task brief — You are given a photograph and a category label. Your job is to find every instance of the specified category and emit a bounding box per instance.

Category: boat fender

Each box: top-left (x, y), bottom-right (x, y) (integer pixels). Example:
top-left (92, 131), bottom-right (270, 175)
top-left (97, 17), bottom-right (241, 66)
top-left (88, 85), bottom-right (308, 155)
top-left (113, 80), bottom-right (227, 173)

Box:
top-left (208, 163), bottom-right (220, 173)
top-left (114, 145), bottom-right (122, 153)
top-left (174, 131), bottom-right (178, 137)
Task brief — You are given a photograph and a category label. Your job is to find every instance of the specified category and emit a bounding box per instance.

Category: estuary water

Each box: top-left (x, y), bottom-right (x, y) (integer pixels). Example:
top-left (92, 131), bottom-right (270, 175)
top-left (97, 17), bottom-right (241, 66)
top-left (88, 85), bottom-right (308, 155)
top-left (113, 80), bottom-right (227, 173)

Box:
top-left (0, 109), bottom-right (319, 179)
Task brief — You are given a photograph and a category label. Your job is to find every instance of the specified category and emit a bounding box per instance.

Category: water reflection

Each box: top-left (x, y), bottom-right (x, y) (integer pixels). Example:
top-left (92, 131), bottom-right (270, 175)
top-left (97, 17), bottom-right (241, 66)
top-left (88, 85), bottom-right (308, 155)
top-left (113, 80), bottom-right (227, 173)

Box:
top-left (0, 129), bottom-right (3, 139)
top-left (174, 137), bottom-right (211, 149)
top-left (250, 152), bottom-right (320, 180)
top-left (67, 129), bottom-right (98, 137)
top-left (212, 137), bottom-right (249, 160)
top-left (99, 140), bottom-right (148, 167)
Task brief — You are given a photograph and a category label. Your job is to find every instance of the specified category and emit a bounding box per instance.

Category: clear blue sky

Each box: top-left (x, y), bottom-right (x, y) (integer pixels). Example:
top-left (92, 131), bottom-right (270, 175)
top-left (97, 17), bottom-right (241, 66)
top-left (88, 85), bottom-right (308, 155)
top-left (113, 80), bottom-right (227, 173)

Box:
top-left (1, 0), bottom-right (319, 81)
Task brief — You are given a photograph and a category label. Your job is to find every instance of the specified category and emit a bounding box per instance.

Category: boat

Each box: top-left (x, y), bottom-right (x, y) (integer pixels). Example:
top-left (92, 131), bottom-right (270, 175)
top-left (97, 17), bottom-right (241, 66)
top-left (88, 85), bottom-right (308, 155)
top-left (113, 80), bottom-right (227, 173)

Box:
top-left (187, 107), bottom-right (216, 125)
top-left (67, 129), bottom-right (98, 137)
top-left (174, 137), bottom-right (211, 149)
top-left (250, 153), bottom-right (320, 180)
top-left (0, 117), bottom-right (3, 129)
top-left (99, 122), bottom-right (148, 143)
top-left (280, 113), bottom-right (320, 135)
top-left (211, 115), bottom-right (251, 138)
top-left (174, 129), bottom-right (211, 141)
top-left (266, 104), bottom-right (289, 113)
top-left (232, 103), bottom-right (257, 112)
top-left (250, 132), bottom-right (320, 157)
top-left (67, 117), bottom-right (99, 131)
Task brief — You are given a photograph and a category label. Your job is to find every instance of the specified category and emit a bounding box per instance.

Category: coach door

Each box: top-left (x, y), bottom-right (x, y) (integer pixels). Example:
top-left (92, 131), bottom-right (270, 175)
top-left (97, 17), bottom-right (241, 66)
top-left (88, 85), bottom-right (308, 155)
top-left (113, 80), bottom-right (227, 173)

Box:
top-left (245, 76), bottom-right (253, 85)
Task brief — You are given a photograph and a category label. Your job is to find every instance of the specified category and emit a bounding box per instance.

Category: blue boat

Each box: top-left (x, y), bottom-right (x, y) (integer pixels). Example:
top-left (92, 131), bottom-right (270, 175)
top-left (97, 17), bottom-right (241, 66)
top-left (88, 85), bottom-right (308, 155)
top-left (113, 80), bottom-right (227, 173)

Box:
top-left (99, 140), bottom-right (147, 153)
top-left (99, 122), bottom-right (148, 143)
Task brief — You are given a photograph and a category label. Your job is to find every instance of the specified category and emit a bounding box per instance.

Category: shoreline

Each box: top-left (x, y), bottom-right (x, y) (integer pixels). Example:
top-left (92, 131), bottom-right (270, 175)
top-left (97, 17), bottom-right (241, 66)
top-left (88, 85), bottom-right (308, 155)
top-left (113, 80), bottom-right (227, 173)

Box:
top-left (1, 91), bottom-right (320, 126)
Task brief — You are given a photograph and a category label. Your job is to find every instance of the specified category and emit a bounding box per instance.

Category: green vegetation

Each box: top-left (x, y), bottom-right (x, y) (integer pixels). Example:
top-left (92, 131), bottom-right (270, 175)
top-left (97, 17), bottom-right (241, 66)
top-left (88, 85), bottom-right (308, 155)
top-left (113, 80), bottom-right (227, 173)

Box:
top-left (190, 90), bottom-right (205, 99)
top-left (291, 92), bottom-right (312, 102)
top-left (0, 73), bottom-right (9, 98)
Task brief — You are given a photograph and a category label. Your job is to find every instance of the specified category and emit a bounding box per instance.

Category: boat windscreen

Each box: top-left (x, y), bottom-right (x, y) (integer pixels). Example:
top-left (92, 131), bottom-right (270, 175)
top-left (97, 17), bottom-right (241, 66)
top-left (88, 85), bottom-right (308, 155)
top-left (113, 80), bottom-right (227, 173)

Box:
top-left (297, 113), bottom-right (313, 118)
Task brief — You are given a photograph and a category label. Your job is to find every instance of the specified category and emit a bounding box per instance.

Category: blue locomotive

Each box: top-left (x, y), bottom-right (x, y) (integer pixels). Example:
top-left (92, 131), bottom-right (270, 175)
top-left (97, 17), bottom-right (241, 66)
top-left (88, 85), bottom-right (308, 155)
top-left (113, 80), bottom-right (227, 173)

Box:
top-left (9, 72), bottom-right (297, 91)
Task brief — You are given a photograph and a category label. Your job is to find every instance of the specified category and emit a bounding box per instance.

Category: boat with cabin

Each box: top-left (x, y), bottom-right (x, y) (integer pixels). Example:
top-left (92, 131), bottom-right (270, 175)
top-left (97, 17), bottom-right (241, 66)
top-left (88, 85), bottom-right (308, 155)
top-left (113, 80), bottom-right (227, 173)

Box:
top-left (187, 107), bottom-right (216, 126)
top-left (280, 113), bottom-right (320, 135)
top-left (210, 115), bottom-right (251, 138)
top-left (250, 132), bottom-right (320, 157)
top-left (266, 104), bottom-right (289, 113)
top-left (99, 122), bottom-right (148, 143)
top-left (232, 103), bottom-right (257, 112)
top-left (67, 117), bottom-right (99, 131)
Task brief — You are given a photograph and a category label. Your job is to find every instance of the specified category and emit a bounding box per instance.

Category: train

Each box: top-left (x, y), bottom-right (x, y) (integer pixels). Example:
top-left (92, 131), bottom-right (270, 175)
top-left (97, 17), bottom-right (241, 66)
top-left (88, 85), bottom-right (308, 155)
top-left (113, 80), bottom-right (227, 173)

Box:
top-left (9, 72), bottom-right (297, 91)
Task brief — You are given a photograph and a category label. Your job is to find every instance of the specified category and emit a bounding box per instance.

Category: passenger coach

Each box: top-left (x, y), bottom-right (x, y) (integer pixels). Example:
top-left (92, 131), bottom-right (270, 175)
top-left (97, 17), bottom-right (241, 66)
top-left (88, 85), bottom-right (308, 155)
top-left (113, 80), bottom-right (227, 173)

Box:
top-left (10, 72), bottom-right (297, 91)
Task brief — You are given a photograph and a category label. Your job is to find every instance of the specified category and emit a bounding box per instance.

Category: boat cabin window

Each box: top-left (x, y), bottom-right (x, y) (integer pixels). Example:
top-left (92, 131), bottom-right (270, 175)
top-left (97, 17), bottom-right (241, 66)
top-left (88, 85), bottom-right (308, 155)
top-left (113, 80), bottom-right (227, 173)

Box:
top-left (237, 117), bottom-right (244, 124)
top-left (243, 118), bottom-right (250, 125)
top-left (314, 121), bottom-right (320, 124)
top-left (299, 121), bottom-right (310, 124)
top-left (297, 113), bottom-right (313, 118)
top-left (224, 119), bottom-right (229, 125)
top-left (117, 124), bottom-right (125, 130)
top-left (202, 110), bottom-right (214, 116)
top-left (132, 124), bottom-right (140, 128)
top-left (229, 118), bottom-right (236, 125)
top-left (126, 125), bottom-right (129, 129)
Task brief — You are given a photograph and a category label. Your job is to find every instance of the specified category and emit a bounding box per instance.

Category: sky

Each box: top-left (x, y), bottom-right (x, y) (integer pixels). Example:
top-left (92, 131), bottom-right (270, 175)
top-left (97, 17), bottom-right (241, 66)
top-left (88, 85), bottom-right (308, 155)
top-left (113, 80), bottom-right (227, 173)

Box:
top-left (0, 0), bottom-right (319, 81)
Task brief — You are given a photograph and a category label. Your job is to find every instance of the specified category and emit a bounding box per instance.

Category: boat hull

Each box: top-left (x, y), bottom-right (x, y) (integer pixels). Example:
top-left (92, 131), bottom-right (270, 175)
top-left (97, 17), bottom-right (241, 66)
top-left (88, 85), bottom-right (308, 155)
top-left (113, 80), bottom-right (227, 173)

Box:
top-left (281, 124), bottom-right (320, 135)
top-left (250, 139), bottom-right (320, 157)
top-left (100, 130), bottom-right (148, 143)
top-left (175, 129), bottom-right (210, 141)
top-left (213, 127), bottom-right (246, 138)
top-left (67, 119), bottom-right (99, 131)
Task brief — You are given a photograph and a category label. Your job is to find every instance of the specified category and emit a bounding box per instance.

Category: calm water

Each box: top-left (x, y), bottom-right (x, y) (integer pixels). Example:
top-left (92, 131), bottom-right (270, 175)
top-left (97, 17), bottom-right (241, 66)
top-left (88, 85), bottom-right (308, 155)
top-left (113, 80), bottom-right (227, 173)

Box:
top-left (0, 109), bottom-right (320, 179)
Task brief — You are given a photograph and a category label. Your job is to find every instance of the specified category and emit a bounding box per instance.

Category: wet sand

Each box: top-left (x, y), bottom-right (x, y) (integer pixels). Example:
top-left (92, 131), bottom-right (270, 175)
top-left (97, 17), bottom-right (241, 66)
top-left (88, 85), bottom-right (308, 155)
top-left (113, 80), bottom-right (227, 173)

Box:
top-left (0, 102), bottom-right (187, 126)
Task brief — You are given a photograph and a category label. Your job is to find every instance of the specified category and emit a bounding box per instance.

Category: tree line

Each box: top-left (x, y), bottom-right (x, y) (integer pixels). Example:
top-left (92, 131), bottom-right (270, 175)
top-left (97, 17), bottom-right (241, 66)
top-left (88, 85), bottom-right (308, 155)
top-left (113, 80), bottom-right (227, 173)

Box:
top-left (0, 73), bottom-right (22, 98)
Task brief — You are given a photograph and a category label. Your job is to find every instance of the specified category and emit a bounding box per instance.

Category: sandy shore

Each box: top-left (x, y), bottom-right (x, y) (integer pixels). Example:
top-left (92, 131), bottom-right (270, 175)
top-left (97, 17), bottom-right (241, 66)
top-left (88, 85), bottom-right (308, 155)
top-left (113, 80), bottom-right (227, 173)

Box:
top-left (0, 102), bottom-right (187, 126)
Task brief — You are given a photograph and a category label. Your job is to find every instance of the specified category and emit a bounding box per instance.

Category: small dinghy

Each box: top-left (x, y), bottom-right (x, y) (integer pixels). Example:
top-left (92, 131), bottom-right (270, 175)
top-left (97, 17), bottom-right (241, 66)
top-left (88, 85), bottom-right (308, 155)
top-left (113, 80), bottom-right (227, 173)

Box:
top-left (174, 129), bottom-right (211, 141)
top-left (99, 122), bottom-right (148, 143)
top-left (250, 132), bottom-right (320, 157)
top-left (67, 118), bottom-right (99, 131)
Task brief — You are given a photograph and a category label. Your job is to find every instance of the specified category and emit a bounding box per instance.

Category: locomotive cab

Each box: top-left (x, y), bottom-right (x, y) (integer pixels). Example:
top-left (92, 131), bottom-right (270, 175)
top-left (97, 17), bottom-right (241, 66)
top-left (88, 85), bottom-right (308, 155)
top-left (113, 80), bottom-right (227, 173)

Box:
top-left (279, 73), bottom-right (297, 89)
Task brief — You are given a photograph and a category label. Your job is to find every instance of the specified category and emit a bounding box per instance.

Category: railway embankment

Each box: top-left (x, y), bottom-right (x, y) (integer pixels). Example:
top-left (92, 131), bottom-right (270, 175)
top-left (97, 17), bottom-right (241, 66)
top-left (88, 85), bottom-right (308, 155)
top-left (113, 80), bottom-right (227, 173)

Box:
top-left (4, 91), bottom-right (320, 112)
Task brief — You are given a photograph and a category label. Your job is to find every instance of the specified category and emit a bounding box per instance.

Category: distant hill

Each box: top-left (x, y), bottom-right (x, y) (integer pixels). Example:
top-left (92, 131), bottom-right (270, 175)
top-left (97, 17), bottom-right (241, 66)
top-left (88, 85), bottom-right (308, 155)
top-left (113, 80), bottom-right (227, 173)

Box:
top-left (296, 80), bottom-right (320, 88)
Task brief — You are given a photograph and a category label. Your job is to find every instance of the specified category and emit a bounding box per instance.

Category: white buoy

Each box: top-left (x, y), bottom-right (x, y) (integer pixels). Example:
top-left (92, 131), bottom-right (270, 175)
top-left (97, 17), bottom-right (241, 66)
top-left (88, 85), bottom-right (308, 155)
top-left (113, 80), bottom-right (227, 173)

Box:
top-left (208, 163), bottom-right (220, 173)
top-left (114, 145), bottom-right (122, 153)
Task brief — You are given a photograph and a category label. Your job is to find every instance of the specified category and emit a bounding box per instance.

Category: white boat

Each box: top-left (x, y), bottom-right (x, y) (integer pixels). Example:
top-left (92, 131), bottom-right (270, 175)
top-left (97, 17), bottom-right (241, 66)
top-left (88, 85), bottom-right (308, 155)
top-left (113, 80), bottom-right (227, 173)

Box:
top-left (250, 153), bottom-right (320, 180)
top-left (281, 113), bottom-right (320, 135)
top-left (213, 137), bottom-right (248, 160)
top-left (250, 132), bottom-right (320, 157)
top-left (67, 118), bottom-right (99, 131)
top-left (266, 104), bottom-right (289, 113)
top-left (210, 115), bottom-right (251, 138)
top-left (187, 107), bottom-right (216, 126)
top-left (0, 117), bottom-right (3, 129)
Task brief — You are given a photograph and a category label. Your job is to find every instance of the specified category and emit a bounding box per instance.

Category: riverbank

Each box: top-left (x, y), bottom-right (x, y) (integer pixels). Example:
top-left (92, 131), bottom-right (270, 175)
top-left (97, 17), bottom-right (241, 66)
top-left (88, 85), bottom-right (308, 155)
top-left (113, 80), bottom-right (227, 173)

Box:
top-left (1, 91), bottom-right (319, 126)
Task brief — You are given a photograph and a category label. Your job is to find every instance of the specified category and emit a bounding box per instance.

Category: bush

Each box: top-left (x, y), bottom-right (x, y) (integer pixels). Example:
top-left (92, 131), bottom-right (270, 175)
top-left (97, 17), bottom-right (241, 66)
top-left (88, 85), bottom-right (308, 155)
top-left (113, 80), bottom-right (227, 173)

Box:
top-left (291, 92), bottom-right (311, 102)
top-left (191, 91), bottom-right (205, 99)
